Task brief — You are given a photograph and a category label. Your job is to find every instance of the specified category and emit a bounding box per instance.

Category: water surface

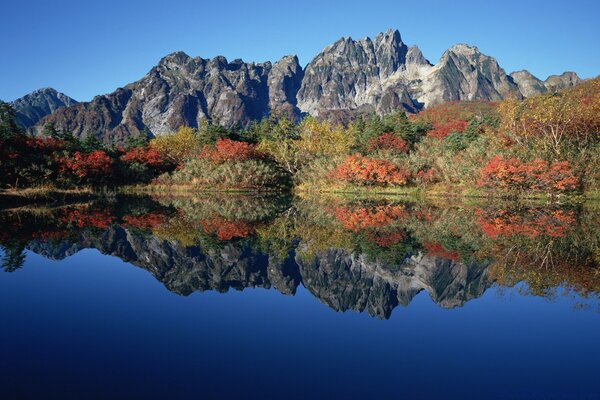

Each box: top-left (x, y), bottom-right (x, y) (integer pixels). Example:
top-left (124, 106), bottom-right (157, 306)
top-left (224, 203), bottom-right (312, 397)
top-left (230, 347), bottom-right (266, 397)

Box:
top-left (1, 195), bottom-right (599, 399)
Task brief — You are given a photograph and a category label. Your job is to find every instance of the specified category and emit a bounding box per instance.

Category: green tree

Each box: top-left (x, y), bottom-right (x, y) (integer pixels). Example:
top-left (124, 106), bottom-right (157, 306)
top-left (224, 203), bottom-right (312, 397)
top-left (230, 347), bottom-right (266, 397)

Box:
top-left (0, 101), bottom-right (22, 139)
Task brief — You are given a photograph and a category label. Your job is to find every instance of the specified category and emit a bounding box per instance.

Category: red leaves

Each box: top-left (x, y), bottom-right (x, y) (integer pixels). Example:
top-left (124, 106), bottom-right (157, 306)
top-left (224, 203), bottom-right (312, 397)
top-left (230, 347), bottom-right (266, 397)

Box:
top-left (415, 168), bottom-right (438, 185)
top-left (59, 208), bottom-right (115, 230)
top-left (427, 120), bottom-right (468, 139)
top-left (476, 208), bottom-right (576, 239)
top-left (58, 150), bottom-right (113, 178)
top-left (423, 242), bottom-right (461, 261)
top-left (332, 205), bottom-right (408, 231)
top-left (122, 212), bottom-right (168, 230)
top-left (367, 133), bottom-right (408, 153)
top-left (199, 217), bottom-right (255, 241)
top-left (121, 145), bottom-right (170, 167)
top-left (329, 154), bottom-right (410, 186)
top-left (478, 155), bottom-right (579, 193)
top-left (198, 138), bottom-right (261, 164)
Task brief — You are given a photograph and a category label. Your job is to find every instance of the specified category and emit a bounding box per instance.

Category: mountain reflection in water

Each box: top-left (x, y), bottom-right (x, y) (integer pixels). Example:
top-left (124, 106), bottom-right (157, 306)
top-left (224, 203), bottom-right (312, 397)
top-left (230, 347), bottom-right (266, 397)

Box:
top-left (1, 194), bottom-right (599, 318)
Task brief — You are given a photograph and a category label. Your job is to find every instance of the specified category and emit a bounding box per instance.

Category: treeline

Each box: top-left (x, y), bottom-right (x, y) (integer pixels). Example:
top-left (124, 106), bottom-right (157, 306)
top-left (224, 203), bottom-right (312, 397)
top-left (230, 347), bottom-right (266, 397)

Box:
top-left (1, 76), bottom-right (599, 195)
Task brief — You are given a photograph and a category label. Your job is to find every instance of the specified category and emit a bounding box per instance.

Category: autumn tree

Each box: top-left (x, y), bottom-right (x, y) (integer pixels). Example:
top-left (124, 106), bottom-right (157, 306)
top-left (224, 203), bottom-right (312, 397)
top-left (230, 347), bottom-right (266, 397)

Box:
top-left (150, 126), bottom-right (202, 164)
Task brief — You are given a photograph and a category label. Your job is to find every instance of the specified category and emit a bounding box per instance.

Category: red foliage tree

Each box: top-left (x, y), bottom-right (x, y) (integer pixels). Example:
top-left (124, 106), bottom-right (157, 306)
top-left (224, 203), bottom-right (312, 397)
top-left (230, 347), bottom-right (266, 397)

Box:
top-left (478, 155), bottom-right (579, 193)
top-left (58, 150), bottom-right (113, 180)
top-left (199, 217), bottom-right (256, 241)
top-left (367, 133), bottom-right (408, 153)
top-left (329, 154), bottom-right (410, 186)
top-left (427, 120), bottom-right (468, 139)
top-left (121, 145), bottom-right (172, 167)
top-left (199, 138), bottom-right (261, 164)
top-left (423, 242), bottom-right (461, 261)
top-left (476, 208), bottom-right (576, 239)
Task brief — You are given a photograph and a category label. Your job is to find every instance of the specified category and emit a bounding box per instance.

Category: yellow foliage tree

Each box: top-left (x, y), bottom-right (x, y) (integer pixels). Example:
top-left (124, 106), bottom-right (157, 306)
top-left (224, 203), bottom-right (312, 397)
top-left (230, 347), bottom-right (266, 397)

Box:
top-left (296, 117), bottom-right (354, 158)
top-left (150, 126), bottom-right (202, 164)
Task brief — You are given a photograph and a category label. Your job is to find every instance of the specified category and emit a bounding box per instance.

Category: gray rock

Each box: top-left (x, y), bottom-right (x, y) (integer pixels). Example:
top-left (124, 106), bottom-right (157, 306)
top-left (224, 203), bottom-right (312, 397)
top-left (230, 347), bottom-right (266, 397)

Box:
top-left (544, 71), bottom-right (582, 92)
top-left (510, 70), bottom-right (548, 97)
top-left (10, 88), bottom-right (77, 128)
top-left (28, 29), bottom-right (583, 143)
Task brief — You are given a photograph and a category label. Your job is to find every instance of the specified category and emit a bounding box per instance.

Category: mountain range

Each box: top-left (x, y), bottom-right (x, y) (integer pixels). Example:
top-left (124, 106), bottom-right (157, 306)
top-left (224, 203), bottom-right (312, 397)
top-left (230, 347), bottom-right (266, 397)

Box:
top-left (5, 29), bottom-right (582, 143)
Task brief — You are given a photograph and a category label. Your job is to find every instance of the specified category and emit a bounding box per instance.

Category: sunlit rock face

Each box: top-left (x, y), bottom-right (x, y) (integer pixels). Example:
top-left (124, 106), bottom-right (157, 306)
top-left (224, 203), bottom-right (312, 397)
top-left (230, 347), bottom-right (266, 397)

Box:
top-left (27, 29), bottom-right (580, 143)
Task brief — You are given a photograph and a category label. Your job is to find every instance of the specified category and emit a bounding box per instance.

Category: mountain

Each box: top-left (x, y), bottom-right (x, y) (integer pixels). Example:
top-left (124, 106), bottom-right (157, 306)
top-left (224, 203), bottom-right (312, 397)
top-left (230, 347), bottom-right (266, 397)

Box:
top-left (33, 53), bottom-right (303, 143)
top-left (510, 70), bottom-right (583, 97)
top-left (10, 88), bottom-right (77, 128)
top-left (544, 71), bottom-right (582, 92)
top-left (31, 29), bottom-right (582, 143)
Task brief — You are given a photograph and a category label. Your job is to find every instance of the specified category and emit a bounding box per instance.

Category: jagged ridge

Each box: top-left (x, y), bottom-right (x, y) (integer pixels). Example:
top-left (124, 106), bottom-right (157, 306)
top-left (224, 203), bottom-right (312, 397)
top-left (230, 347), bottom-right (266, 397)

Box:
top-left (23, 29), bottom-right (582, 143)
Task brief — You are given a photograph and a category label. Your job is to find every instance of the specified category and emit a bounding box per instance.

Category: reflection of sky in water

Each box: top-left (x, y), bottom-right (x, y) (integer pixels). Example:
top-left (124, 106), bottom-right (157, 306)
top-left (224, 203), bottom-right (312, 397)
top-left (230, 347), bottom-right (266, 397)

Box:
top-left (0, 248), bottom-right (598, 399)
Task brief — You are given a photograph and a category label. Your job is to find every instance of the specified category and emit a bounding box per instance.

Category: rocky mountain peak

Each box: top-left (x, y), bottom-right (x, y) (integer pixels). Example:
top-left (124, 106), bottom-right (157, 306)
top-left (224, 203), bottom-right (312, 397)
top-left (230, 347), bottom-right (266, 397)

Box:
top-left (28, 29), bottom-right (585, 142)
top-left (544, 71), bottom-right (582, 92)
top-left (10, 87), bottom-right (77, 129)
top-left (406, 45), bottom-right (430, 65)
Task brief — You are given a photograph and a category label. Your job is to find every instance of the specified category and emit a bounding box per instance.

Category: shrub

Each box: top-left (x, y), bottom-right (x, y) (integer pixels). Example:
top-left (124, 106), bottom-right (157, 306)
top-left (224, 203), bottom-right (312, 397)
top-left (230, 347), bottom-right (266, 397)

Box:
top-left (57, 150), bottom-right (113, 185)
top-left (367, 133), bottom-right (409, 153)
top-left (166, 158), bottom-right (290, 190)
top-left (427, 119), bottom-right (468, 139)
top-left (199, 138), bottom-right (261, 164)
top-left (478, 155), bottom-right (579, 193)
top-left (329, 154), bottom-right (410, 186)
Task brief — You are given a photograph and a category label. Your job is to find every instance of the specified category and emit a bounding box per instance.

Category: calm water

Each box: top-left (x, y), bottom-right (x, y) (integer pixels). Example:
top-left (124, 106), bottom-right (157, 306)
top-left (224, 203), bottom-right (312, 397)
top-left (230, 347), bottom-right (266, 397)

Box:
top-left (1, 195), bottom-right (599, 399)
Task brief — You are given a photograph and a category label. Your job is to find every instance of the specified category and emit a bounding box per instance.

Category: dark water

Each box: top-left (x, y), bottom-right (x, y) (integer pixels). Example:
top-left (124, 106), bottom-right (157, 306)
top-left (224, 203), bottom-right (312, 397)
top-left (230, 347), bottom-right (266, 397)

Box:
top-left (1, 195), bottom-right (599, 399)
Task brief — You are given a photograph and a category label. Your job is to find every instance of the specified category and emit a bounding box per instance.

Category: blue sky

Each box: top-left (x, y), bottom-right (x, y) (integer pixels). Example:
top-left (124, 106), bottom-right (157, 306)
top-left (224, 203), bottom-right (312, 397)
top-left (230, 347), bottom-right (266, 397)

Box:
top-left (2, 0), bottom-right (599, 101)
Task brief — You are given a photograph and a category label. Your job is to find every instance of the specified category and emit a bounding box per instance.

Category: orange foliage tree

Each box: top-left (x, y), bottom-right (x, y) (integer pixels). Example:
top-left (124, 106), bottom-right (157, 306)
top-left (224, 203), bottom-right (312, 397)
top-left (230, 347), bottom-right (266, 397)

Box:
top-left (329, 154), bottom-right (410, 186)
top-left (367, 133), bottom-right (409, 153)
top-left (199, 138), bottom-right (262, 164)
top-left (478, 155), bottom-right (579, 193)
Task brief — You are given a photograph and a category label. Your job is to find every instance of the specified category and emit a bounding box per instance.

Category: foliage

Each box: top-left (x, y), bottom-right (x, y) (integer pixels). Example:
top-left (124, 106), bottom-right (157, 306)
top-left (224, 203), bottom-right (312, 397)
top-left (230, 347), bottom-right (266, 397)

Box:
top-left (199, 138), bottom-right (262, 164)
top-left (150, 126), bottom-right (202, 164)
top-left (478, 155), bottom-right (579, 193)
top-left (329, 154), bottom-right (410, 186)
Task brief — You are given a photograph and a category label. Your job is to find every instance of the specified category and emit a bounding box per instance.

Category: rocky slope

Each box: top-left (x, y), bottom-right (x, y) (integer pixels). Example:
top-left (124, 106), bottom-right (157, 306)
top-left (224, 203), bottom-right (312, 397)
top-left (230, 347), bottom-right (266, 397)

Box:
top-left (10, 88), bottom-right (77, 128)
top-left (29, 29), bottom-right (582, 143)
top-left (32, 53), bottom-right (303, 143)
top-left (510, 70), bottom-right (582, 97)
top-left (26, 227), bottom-right (491, 319)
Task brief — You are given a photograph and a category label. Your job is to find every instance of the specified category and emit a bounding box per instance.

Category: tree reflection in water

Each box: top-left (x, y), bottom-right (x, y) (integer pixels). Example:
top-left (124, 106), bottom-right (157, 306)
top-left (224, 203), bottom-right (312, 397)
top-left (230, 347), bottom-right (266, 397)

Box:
top-left (1, 194), bottom-right (599, 318)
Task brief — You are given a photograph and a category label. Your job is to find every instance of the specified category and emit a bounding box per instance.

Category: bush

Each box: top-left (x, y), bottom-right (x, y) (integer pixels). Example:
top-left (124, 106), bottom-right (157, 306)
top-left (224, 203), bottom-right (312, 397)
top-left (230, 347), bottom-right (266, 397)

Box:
top-left (165, 158), bottom-right (291, 191)
top-left (367, 133), bottom-right (409, 153)
top-left (478, 155), bottom-right (579, 193)
top-left (199, 138), bottom-right (262, 163)
top-left (329, 154), bottom-right (410, 187)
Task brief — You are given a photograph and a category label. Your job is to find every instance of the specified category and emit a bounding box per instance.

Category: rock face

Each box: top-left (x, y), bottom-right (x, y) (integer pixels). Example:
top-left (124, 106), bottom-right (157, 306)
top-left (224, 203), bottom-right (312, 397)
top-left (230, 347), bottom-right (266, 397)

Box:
top-left (510, 70), bottom-right (548, 97)
top-left (10, 88), bottom-right (77, 128)
top-left (417, 44), bottom-right (523, 107)
top-left (30, 29), bottom-right (583, 143)
top-left (27, 228), bottom-right (491, 319)
top-left (34, 53), bottom-right (303, 142)
top-left (297, 29), bottom-right (422, 116)
top-left (510, 70), bottom-right (583, 97)
top-left (544, 71), bottom-right (582, 92)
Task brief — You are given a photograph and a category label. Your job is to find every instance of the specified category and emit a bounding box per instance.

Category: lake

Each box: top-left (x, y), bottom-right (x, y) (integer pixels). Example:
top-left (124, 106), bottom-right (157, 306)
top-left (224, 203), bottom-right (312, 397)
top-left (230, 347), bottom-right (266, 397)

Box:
top-left (1, 194), bottom-right (599, 399)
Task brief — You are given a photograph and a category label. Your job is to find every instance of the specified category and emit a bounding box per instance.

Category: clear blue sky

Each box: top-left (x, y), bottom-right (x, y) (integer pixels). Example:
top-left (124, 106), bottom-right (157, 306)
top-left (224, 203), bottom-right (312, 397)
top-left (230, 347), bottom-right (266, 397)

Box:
top-left (2, 0), bottom-right (599, 102)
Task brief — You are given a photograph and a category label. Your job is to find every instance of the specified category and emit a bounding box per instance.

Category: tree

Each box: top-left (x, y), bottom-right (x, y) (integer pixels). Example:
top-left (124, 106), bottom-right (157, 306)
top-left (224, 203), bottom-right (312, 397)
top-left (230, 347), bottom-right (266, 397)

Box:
top-left (1, 241), bottom-right (26, 273)
top-left (150, 126), bottom-right (202, 164)
top-left (0, 101), bottom-right (22, 139)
